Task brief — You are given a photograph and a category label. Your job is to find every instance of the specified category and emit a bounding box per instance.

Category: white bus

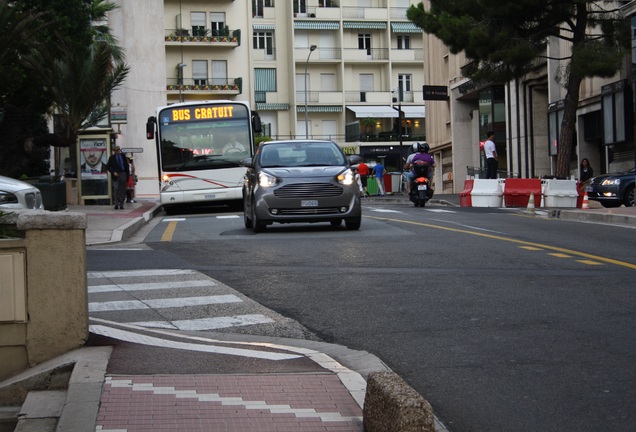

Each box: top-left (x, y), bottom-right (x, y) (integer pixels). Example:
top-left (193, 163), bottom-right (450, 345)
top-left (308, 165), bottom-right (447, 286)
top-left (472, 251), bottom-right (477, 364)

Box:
top-left (146, 100), bottom-right (261, 213)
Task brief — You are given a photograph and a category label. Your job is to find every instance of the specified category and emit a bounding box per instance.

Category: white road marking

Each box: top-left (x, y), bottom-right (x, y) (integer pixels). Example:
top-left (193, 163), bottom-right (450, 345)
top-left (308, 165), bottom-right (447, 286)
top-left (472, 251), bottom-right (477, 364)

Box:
top-left (88, 269), bottom-right (198, 278)
top-left (162, 218), bottom-right (186, 222)
top-left (88, 295), bottom-right (242, 312)
top-left (217, 215), bottom-right (240, 219)
top-left (130, 314), bottom-right (274, 331)
top-left (424, 209), bottom-right (456, 213)
top-left (88, 280), bottom-right (215, 294)
top-left (368, 208), bottom-right (403, 213)
top-left (89, 325), bottom-right (302, 360)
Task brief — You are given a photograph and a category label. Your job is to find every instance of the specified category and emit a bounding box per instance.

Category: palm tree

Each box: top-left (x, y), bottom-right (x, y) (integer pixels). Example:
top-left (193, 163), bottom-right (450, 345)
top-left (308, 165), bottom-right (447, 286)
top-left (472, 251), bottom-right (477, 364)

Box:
top-left (26, 0), bottom-right (130, 180)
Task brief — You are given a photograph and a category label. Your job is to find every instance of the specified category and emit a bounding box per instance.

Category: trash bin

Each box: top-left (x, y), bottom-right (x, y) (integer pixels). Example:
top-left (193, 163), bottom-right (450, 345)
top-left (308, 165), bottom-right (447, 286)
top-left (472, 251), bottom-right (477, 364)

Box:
top-left (35, 176), bottom-right (67, 211)
top-left (503, 178), bottom-right (542, 208)
top-left (471, 179), bottom-right (503, 207)
top-left (367, 177), bottom-right (378, 195)
top-left (542, 179), bottom-right (578, 208)
top-left (390, 173), bottom-right (402, 193)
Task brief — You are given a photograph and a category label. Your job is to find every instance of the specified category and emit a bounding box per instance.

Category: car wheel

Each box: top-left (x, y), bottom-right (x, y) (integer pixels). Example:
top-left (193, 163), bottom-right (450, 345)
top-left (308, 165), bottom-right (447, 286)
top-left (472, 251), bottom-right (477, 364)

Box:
top-left (624, 186), bottom-right (634, 207)
top-left (251, 204), bottom-right (265, 233)
top-left (330, 219), bottom-right (342, 226)
top-left (600, 201), bottom-right (621, 208)
top-left (243, 204), bottom-right (252, 229)
top-left (345, 215), bottom-right (361, 230)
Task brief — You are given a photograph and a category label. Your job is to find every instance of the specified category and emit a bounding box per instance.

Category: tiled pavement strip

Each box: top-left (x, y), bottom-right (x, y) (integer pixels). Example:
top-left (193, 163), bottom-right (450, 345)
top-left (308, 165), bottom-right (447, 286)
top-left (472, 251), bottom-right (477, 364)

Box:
top-left (96, 374), bottom-right (364, 432)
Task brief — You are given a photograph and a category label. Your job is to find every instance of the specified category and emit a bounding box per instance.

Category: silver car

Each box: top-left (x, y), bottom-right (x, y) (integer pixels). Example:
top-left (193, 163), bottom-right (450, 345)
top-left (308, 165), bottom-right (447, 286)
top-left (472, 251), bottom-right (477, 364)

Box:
top-left (241, 140), bottom-right (362, 232)
top-left (0, 175), bottom-right (44, 211)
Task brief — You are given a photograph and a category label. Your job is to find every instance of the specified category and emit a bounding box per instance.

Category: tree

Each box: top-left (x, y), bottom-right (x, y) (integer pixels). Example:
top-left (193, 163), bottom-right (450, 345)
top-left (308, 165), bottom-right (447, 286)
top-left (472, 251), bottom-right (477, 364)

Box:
top-left (408, 0), bottom-right (631, 178)
top-left (23, 0), bottom-right (130, 180)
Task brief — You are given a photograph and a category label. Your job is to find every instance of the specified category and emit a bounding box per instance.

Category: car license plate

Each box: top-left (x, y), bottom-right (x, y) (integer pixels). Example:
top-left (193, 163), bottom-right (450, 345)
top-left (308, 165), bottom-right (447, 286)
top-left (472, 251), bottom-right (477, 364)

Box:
top-left (301, 200), bottom-right (318, 207)
top-left (417, 184), bottom-right (427, 191)
top-left (205, 194), bottom-right (216, 199)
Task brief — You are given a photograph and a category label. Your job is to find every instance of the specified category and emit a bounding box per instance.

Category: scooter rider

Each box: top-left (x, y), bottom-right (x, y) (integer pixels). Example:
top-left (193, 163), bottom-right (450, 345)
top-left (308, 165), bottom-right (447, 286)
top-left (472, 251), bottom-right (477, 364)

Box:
top-left (404, 142), bottom-right (435, 193)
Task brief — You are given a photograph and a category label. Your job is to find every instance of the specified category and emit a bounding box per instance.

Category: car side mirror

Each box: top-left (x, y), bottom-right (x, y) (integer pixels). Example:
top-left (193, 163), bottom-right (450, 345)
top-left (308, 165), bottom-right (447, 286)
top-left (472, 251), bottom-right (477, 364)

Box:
top-left (239, 157), bottom-right (253, 168)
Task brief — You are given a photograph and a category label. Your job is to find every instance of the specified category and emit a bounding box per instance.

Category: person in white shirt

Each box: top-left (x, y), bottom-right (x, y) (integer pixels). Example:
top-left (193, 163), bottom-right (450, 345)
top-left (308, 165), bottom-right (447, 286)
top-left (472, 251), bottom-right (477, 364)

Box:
top-left (222, 133), bottom-right (247, 154)
top-left (484, 130), bottom-right (498, 179)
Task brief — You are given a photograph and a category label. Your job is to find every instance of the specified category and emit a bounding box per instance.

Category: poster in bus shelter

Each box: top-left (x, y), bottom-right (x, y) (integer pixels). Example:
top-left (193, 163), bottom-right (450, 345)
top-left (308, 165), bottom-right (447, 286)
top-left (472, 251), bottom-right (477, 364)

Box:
top-left (79, 138), bottom-right (109, 198)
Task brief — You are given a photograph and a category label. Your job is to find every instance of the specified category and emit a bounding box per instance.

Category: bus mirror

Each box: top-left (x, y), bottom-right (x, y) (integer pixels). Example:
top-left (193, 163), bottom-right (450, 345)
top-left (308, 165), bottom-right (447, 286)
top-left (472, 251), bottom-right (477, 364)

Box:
top-left (252, 112), bottom-right (262, 134)
top-left (146, 117), bottom-right (156, 140)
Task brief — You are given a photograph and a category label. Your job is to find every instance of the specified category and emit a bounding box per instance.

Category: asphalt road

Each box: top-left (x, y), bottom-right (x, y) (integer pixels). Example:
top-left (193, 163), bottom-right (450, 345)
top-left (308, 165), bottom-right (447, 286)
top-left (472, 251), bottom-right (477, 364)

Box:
top-left (88, 202), bottom-right (636, 432)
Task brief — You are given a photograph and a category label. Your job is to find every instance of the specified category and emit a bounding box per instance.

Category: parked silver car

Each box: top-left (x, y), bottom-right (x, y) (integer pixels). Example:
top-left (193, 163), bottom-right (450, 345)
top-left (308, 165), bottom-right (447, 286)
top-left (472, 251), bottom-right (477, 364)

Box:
top-left (0, 175), bottom-right (44, 211)
top-left (241, 140), bottom-right (362, 232)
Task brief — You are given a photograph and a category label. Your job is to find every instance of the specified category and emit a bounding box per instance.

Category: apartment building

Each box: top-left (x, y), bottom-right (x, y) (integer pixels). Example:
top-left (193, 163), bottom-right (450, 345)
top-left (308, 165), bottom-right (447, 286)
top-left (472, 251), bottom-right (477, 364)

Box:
top-left (109, 0), bottom-right (429, 199)
top-left (422, 0), bottom-right (636, 193)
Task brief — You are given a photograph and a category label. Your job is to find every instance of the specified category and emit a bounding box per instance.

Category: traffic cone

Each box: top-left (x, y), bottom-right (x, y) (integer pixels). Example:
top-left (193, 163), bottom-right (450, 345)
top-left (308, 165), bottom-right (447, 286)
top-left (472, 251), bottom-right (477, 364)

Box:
top-left (527, 191), bottom-right (536, 213)
top-left (582, 191), bottom-right (590, 210)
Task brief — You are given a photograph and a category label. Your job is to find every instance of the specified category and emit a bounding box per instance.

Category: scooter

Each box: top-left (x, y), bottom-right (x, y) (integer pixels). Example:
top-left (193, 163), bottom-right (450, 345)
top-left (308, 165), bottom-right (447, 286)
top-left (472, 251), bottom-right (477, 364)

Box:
top-left (408, 161), bottom-right (434, 207)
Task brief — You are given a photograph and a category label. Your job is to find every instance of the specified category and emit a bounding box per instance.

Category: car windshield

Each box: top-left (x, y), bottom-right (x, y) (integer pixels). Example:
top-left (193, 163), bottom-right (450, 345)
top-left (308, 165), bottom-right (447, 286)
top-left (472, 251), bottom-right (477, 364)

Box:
top-left (259, 142), bottom-right (346, 168)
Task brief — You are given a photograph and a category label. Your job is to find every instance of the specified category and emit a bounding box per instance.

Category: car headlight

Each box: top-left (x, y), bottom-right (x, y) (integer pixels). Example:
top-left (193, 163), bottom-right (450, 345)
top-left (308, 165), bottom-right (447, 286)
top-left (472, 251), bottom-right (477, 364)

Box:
top-left (601, 178), bottom-right (620, 186)
top-left (0, 191), bottom-right (19, 204)
top-left (258, 171), bottom-right (278, 187)
top-left (337, 169), bottom-right (355, 186)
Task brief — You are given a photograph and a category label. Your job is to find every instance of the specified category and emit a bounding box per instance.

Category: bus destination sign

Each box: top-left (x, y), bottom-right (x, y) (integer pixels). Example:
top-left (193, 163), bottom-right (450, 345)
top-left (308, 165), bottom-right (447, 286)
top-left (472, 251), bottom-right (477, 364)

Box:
top-left (168, 105), bottom-right (236, 123)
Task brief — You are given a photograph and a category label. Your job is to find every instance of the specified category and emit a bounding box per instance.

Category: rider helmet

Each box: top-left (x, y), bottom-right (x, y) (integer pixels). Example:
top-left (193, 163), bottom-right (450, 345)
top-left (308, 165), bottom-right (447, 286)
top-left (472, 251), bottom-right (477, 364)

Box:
top-left (418, 142), bottom-right (430, 153)
top-left (412, 142), bottom-right (419, 152)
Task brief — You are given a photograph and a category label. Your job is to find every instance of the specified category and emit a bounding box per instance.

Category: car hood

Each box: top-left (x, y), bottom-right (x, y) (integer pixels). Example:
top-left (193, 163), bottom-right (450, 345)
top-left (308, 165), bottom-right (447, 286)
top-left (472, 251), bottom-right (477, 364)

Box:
top-left (263, 166), bottom-right (346, 178)
top-left (592, 168), bottom-right (635, 180)
top-left (0, 176), bottom-right (37, 192)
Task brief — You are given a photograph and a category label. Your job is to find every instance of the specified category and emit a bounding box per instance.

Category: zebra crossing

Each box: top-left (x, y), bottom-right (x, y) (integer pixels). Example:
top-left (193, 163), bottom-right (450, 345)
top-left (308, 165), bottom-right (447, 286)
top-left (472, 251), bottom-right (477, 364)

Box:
top-left (87, 269), bottom-right (276, 332)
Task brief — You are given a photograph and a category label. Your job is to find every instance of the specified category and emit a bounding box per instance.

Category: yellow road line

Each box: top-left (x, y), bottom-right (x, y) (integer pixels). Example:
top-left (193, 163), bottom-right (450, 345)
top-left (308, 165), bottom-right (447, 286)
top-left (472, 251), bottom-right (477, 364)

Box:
top-left (161, 221), bottom-right (178, 242)
top-left (365, 215), bottom-right (636, 270)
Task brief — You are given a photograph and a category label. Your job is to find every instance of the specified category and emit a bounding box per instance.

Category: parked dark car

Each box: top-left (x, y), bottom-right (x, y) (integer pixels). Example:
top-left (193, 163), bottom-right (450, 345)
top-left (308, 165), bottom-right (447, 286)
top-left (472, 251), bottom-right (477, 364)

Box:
top-left (240, 140), bottom-right (362, 232)
top-left (585, 167), bottom-right (635, 208)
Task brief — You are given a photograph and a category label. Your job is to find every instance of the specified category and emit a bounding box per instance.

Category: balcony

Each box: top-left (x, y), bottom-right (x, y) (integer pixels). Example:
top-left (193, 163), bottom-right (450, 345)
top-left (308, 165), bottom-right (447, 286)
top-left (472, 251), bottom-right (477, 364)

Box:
top-left (342, 48), bottom-right (389, 61)
top-left (167, 77), bottom-right (243, 95)
top-left (164, 28), bottom-right (241, 47)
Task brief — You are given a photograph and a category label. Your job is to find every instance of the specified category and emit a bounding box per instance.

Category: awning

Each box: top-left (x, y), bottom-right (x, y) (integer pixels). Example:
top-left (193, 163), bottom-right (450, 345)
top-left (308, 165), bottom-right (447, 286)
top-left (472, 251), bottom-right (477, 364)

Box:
top-left (397, 105), bottom-right (426, 118)
top-left (253, 24), bottom-right (276, 31)
top-left (343, 21), bottom-right (387, 30)
top-left (255, 103), bottom-right (289, 111)
top-left (294, 21), bottom-right (339, 30)
top-left (347, 106), bottom-right (398, 118)
top-left (391, 22), bottom-right (422, 33)
top-left (297, 105), bottom-right (343, 113)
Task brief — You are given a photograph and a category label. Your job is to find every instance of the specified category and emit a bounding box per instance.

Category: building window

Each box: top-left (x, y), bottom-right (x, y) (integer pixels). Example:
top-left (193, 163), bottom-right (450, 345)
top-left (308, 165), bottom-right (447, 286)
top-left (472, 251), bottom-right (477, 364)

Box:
top-left (397, 35), bottom-right (410, 50)
top-left (602, 80), bottom-right (633, 145)
top-left (191, 12), bottom-right (206, 37)
top-left (397, 74), bottom-right (411, 101)
top-left (211, 60), bottom-right (227, 86)
top-left (192, 60), bottom-right (208, 85)
top-left (255, 68), bottom-right (277, 103)
top-left (253, 0), bottom-right (274, 18)
top-left (253, 31), bottom-right (274, 56)
top-left (210, 12), bottom-right (226, 36)
top-left (358, 34), bottom-right (371, 56)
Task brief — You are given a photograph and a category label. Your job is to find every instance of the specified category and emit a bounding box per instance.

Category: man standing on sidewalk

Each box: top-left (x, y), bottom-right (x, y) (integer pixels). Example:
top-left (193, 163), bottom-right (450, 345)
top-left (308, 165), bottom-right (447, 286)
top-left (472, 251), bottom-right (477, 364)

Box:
top-left (484, 130), bottom-right (498, 179)
top-left (107, 146), bottom-right (130, 209)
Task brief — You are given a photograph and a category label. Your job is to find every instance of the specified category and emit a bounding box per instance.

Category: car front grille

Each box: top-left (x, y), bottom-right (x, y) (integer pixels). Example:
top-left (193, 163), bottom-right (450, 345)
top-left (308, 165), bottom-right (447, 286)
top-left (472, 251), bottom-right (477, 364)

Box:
top-left (274, 183), bottom-right (343, 198)
top-left (278, 207), bottom-right (341, 215)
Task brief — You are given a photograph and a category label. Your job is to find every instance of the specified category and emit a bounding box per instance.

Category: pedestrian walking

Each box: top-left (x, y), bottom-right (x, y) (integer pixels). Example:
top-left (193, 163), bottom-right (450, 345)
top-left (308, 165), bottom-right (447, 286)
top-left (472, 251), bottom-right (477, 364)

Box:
top-left (106, 145), bottom-right (129, 209)
top-left (126, 156), bottom-right (137, 203)
top-left (373, 160), bottom-right (386, 196)
top-left (357, 160), bottom-right (370, 197)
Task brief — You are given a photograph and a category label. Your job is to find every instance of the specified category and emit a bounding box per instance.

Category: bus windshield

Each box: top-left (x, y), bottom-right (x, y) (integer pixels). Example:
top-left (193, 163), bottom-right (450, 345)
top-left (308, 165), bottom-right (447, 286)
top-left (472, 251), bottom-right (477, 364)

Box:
top-left (158, 103), bottom-right (252, 172)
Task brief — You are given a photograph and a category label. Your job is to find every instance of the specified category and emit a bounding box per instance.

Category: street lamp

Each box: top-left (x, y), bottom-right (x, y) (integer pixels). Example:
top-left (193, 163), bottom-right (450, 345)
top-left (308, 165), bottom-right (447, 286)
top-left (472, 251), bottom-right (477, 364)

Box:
top-left (304, 45), bottom-right (317, 139)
